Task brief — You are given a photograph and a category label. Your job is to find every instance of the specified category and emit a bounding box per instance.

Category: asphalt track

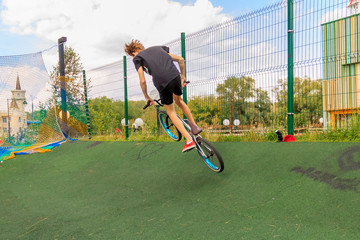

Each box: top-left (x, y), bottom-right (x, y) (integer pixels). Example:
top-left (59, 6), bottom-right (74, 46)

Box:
top-left (1, 141), bottom-right (360, 239)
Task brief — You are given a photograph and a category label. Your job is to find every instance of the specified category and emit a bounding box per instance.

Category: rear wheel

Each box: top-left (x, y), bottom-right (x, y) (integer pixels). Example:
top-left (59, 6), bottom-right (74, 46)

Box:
top-left (196, 138), bottom-right (224, 173)
top-left (158, 111), bottom-right (182, 141)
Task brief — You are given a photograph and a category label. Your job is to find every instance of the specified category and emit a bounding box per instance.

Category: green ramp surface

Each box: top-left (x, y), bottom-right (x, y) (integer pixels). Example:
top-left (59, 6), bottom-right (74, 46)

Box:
top-left (1, 141), bottom-right (360, 239)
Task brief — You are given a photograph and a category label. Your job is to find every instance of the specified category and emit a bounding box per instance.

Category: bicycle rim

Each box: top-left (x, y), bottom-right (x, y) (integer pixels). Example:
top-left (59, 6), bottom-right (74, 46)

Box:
top-left (158, 111), bottom-right (182, 141)
top-left (197, 138), bottom-right (224, 173)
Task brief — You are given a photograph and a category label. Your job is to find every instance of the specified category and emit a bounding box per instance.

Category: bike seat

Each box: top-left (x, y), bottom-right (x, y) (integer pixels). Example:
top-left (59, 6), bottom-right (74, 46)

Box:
top-left (187, 121), bottom-right (202, 135)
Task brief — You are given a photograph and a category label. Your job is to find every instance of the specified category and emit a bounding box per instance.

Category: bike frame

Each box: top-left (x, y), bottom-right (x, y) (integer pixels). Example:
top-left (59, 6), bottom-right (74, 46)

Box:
top-left (143, 99), bottom-right (215, 164)
top-left (177, 115), bottom-right (208, 159)
top-left (144, 98), bottom-right (224, 173)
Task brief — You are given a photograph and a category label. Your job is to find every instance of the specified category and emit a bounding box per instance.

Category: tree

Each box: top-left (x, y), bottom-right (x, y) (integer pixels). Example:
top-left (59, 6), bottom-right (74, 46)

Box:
top-left (49, 46), bottom-right (88, 127)
top-left (88, 97), bottom-right (117, 135)
top-left (50, 46), bottom-right (88, 120)
top-left (253, 88), bottom-right (272, 125)
top-left (273, 77), bottom-right (323, 127)
top-left (88, 97), bottom-right (147, 135)
top-left (216, 76), bottom-right (256, 121)
top-left (50, 46), bottom-right (84, 102)
top-left (215, 76), bottom-right (272, 127)
top-left (188, 95), bottom-right (221, 126)
top-left (254, 88), bottom-right (271, 114)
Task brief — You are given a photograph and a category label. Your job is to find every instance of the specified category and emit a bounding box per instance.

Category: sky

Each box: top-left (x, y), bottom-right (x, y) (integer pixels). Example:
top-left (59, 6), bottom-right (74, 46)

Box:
top-left (0, 0), bottom-right (282, 70)
top-left (0, 0), bottom-right (356, 111)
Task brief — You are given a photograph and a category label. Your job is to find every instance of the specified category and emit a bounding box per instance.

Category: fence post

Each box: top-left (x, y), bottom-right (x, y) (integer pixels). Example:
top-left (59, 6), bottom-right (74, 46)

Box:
top-left (58, 36), bottom-right (68, 137)
top-left (181, 32), bottom-right (188, 120)
top-left (82, 70), bottom-right (91, 139)
top-left (287, 0), bottom-right (294, 135)
top-left (123, 56), bottom-right (129, 139)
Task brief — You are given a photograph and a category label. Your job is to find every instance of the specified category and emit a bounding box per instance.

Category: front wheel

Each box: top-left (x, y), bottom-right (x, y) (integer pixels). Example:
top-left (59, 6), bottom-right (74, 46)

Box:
top-left (196, 138), bottom-right (224, 173)
top-left (158, 111), bottom-right (182, 141)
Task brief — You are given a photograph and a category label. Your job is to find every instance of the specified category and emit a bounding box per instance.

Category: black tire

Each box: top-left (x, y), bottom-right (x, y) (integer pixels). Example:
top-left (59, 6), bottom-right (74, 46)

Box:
top-left (158, 111), bottom-right (182, 141)
top-left (196, 138), bottom-right (224, 173)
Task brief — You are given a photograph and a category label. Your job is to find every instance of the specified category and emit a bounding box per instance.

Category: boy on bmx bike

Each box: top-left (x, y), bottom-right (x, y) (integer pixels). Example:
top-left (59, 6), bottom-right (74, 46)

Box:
top-left (124, 40), bottom-right (202, 152)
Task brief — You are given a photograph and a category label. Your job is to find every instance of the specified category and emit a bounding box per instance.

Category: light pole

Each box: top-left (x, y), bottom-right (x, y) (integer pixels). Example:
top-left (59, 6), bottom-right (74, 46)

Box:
top-left (233, 119), bottom-right (240, 126)
top-left (135, 118), bottom-right (144, 132)
top-left (223, 119), bottom-right (230, 134)
top-left (31, 95), bottom-right (34, 122)
top-left (223, 119), bottom-right (230, 126)
top-left (121, 118), bottom-right (144, 133)
top-left (7, 99), bottom-right (11, 139)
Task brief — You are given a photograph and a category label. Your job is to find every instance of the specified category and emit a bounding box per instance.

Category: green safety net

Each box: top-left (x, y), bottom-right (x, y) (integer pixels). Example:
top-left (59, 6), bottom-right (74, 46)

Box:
top-left (0, 50), bottom-right (88, 160)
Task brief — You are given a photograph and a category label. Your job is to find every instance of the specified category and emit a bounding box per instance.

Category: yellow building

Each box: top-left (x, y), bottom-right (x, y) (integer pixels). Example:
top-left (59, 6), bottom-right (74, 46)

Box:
top-left (322, 3), bottom-right (360, 129)
top-left (0, 75), bottom-right (28, 138)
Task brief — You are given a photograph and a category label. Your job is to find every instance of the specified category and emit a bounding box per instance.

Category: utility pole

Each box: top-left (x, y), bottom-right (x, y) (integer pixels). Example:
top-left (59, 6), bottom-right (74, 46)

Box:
top-left (7, 99), bottom-right (11, 139)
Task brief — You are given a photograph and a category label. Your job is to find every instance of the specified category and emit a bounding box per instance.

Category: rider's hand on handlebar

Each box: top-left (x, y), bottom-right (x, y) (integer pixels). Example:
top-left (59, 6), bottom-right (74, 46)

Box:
top-left (146, 98), bottom-right (155, 107)
top-left (142, 98), bottom-right (155, 109)
top-left (181, 75), bottom-right (187, 87)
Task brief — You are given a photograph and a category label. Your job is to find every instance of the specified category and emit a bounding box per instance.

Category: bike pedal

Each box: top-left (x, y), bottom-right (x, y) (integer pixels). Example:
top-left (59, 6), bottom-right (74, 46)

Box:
top-left (182, 146), bottom-right (196, 153)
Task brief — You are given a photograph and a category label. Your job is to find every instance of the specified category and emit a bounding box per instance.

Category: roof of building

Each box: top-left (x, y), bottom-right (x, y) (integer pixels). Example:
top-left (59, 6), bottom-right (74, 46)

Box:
top-left (16, 74), bottom-right (21, 90)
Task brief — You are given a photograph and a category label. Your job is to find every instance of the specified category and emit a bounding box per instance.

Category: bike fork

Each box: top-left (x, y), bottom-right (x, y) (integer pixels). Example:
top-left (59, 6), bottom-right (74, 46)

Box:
top-left (193, 136), bottom-right (208, 158)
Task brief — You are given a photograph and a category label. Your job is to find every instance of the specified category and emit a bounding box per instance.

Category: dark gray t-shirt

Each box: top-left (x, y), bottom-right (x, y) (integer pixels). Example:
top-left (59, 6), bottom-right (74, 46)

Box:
top-left (133, 46), bottom-right (180, 92)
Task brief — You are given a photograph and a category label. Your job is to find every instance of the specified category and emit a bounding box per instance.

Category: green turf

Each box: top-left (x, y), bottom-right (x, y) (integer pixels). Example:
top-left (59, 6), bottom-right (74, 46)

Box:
top-left (1, 141), bottom-right (360, 239)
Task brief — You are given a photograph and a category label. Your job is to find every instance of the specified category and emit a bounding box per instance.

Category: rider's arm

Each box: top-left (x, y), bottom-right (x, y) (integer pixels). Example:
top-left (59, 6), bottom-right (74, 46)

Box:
top-left (137, 66), bottom-right (151, 101)
top-left (169, 53), bottom-right (187, 86)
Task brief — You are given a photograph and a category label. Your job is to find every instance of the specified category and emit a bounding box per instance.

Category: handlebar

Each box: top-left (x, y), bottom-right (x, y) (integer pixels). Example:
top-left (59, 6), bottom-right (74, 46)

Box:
top-left (143, 99), bottom-right (162, 109)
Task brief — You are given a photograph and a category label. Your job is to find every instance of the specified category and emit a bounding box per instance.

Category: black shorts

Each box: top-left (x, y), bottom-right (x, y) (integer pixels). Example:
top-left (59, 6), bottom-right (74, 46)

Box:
top-left (159, 76), bottom-right (182, 105)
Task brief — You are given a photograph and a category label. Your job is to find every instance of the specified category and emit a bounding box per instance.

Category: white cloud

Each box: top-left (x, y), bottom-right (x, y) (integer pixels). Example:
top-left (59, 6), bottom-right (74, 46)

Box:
top-left (321, 3), bottom-right (360, 24)
top-left (1, 0), bottom-right (230, 69)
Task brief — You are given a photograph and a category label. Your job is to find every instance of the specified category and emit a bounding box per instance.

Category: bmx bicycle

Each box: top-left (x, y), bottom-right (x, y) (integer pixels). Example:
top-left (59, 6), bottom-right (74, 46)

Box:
top-left (143, 94), bottom-right (224, 173)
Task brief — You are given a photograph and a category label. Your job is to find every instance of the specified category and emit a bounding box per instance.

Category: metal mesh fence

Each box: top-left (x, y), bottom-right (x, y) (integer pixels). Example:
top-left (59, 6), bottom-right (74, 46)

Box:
top-left (86, 0), bottom-right (360, 136)
top-left (0, 45), bottom-right (89, 159)
top-left (184, 2), bottom-right (288, 133)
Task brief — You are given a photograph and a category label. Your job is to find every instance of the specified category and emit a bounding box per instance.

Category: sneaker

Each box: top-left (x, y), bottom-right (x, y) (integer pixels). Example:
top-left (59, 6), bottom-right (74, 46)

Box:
top-left (182, 141), bottom-right (196, 152)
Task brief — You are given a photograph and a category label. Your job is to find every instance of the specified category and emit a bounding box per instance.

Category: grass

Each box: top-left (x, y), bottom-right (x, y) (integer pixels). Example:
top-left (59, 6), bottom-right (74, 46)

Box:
top-left (1, 141), bottom-right (360, 239)
top-left (89, 126), bottom-right (360, 143)
top-left (90, 116), bottom-right (360, 143)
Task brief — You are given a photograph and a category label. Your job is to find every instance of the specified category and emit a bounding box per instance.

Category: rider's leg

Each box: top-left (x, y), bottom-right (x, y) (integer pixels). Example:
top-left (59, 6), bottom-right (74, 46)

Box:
top-left (173, 94), bottom-right (198, 126)
top-left (164, 103), bottom-right (193, 143)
